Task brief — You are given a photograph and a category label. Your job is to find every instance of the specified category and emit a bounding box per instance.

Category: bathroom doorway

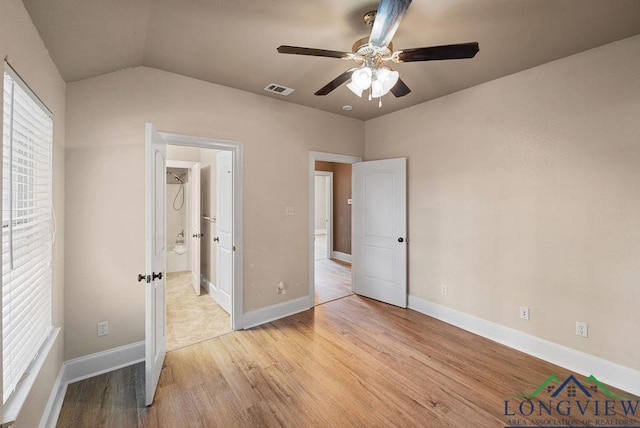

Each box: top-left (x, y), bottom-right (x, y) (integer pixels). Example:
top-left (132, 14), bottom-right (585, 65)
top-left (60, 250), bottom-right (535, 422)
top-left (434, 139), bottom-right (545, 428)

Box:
top-left (165, 145), bottom-right (233, 351)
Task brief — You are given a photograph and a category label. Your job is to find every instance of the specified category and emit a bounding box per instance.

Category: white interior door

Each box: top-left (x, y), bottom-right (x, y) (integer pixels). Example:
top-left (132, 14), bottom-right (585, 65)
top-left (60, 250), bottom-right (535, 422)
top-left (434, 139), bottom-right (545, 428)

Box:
top-left (314, 172), bottom-right (333, 260)
top-left (352, 158), bottom-right (407, 308)
top-left (189, 163), bottom-right (201, 295)
top-left (144, 123), bottom-right (167, 406)
top-left (215, 151), bottom-right (233, 314)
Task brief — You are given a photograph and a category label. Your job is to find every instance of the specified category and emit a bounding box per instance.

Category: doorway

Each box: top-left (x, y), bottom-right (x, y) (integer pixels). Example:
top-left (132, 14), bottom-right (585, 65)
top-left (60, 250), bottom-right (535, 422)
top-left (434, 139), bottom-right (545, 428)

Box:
top-left (310, 153), bottom-right (360, 305)
top-left (165, 149), bottom-right (233, 351)
top-left (160, 134), bottom-right (242, 352)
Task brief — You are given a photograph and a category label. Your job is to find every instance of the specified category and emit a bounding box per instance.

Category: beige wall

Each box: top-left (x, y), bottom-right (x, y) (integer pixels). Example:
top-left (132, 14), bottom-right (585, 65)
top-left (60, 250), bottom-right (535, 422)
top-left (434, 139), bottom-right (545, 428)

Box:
top-left (332, 163), bottom-right (352, 255)
top-left (0, 0), bottom-right (66, 425)
top-left (65, 66), bottom-right (365, 359)
top-left (365, 36), bottom-right (640, 370)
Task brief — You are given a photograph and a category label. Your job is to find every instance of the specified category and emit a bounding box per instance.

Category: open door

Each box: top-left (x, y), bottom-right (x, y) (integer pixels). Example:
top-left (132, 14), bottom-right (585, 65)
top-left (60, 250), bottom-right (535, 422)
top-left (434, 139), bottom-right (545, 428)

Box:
top-left (144, 123), bottom-right (167, 406)
top-left (189, 163), bottom-right (201, 295)
top-left (352, 158), bottom-right (407, 308)
top-left (214, 151), bottom-right (233, 314)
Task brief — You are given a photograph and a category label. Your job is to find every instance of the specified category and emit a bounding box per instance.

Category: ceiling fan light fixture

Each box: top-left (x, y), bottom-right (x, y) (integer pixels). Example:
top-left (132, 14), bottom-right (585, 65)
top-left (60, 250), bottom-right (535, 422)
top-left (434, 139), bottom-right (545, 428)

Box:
top-left (377, 68), bottom-right (399, 95)
top-left (371, 79), bottom-right (384, 98)
top-left (351, 67), bottom-right (373, 90)
top-left (346, 81), bottom-right (364, 97)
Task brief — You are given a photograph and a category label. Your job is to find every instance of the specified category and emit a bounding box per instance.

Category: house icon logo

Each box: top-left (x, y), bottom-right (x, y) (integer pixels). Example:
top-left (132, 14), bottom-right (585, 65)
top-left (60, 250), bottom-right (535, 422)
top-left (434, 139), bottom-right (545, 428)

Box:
top-left (513, 374), bottom-right (629, 399)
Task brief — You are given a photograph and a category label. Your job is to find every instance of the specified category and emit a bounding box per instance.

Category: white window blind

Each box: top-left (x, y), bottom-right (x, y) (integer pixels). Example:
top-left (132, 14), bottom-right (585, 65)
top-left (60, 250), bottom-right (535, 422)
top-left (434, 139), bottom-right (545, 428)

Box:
top-left (2, 65), bottom-right (53, 403)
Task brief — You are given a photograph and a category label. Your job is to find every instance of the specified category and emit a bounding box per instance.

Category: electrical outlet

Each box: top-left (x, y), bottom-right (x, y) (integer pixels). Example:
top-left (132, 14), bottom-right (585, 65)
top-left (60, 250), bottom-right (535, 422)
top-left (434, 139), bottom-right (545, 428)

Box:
top-left (519, 306), bottom-right (530, 321)
top-left (285, 206), bottom-right (295, 216)
top-left (97, 321), bottom-right (109, 337)
top-left (277, 281), bottom-right (286, 294)
top-left (576, 321), bottom-right (588, 338)
top-left (440, 284), bottom-right (448, 295)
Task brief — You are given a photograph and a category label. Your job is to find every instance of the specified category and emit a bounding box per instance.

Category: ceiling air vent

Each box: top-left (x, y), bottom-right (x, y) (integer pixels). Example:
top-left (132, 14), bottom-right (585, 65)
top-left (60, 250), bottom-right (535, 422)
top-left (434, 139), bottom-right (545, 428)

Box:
top-left (264, 83), bottom-right (294, 96)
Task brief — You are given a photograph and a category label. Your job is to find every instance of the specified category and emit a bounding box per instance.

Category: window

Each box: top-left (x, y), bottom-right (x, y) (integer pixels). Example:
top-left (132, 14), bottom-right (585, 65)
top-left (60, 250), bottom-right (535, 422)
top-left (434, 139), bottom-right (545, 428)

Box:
top-left (2, 64), bottom-right (53, 404)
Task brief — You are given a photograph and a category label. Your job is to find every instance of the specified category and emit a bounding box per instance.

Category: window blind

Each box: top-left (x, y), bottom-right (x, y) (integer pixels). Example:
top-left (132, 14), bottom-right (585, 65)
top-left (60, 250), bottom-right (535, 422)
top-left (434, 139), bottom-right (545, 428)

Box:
top-left (2, 66), bottom-right (53, 403)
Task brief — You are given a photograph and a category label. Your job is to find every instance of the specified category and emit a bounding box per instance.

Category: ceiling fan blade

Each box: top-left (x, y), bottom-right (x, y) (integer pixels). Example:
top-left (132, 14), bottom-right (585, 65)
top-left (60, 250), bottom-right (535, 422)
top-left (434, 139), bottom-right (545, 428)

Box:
top-left (277, 45), bottom-right (350, 59)
top-left (314, 68), bottom-right (357, 96)
top-left (396, 42), bottom-right (479, 62)
top-left (369, 0), bottom-right (412, 48)
top-left (390, 78), bottom-right (411, 97)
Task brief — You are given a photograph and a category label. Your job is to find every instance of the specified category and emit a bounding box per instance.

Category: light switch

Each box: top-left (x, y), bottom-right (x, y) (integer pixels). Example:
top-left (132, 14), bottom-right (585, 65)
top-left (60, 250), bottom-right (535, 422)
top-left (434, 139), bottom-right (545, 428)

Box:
top-left (347, 199), bottom-right (352, 205)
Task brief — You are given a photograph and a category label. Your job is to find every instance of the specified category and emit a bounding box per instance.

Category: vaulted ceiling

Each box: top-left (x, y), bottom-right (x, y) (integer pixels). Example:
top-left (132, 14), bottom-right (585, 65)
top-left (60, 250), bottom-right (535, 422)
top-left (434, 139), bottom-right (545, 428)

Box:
top-left (22, 0), bottom-right (640, 120)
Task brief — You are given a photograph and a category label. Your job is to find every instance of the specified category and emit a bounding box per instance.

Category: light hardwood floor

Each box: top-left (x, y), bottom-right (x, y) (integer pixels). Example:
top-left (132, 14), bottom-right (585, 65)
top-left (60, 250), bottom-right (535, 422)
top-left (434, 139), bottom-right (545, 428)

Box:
top-left (314, 258), bottom-right (353, 305)
top-left (56, 295), bottom-right (639, 427)
top-left (166, 271), bottom-right (231, 352)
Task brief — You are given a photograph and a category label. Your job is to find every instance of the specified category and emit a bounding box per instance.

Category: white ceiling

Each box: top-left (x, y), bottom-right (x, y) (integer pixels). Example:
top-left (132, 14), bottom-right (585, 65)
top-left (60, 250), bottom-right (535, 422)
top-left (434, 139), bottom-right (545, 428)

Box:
top-left (22, 0), bottom-right (640, 120)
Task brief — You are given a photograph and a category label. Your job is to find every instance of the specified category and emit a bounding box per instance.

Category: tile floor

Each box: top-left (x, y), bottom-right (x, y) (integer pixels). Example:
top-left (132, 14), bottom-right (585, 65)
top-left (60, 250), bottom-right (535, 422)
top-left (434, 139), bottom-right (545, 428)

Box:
top-left (165, 271), bottom-right (231, 352)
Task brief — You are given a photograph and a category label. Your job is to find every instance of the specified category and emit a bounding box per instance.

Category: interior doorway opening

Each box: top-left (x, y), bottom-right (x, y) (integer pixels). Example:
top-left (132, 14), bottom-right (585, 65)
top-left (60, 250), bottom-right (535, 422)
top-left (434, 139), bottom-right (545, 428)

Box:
top-left (311, 154), bottom-right (360, 306)
top-left (165, 147), bottom-right (234, 351)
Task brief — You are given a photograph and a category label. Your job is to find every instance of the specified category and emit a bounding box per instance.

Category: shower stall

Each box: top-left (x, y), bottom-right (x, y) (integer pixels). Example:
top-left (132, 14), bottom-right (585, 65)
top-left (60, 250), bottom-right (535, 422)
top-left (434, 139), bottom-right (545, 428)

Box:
top-left (166, 167), bottom-right (189, 273)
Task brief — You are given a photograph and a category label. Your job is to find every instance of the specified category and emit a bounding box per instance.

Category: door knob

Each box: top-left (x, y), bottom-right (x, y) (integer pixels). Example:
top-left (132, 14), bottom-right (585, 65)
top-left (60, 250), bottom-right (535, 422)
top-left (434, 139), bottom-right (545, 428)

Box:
top-left (152, 271), bottom-right (163, 281)
top-left (193, 233), bottom-right (203, 238)
top-left (213, 237), bottom-right (219, 242)
top-left (398, 237), bottom-right (404, 243)
top-left (138, 273), bottom-right (150, 283)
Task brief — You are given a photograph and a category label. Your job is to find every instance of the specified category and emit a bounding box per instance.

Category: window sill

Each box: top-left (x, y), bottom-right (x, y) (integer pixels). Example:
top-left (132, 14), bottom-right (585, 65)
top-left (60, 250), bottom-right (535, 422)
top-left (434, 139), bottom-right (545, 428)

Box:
top-left (1, 327), bottom-right (60, 426)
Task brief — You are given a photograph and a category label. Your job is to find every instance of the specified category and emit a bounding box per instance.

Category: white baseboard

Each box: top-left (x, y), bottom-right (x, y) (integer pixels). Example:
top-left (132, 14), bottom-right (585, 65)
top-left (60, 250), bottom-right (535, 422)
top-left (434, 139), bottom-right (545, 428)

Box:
top-left (242, 296), bottom-right (311, 329)
top-left (201, 275), bottom-right (215, 296)
top-left (38, 363), bottom-right (66, 428)
top-left (315, 229), bottom-right (327, 235)
top-left (331, 251), bottom-right (352, 263)
top-left (408, 295), bottom-right (640, 397)
top-left (40, 341), bottom-right (145, 428)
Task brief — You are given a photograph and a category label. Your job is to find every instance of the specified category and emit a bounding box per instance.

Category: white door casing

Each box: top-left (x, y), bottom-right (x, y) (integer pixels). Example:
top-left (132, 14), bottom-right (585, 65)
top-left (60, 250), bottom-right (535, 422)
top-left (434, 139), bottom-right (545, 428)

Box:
top-left (215, 151), bottom-right (233, 314)
top-left (189, 163), bottom-right (201, 295)
top-left (352, 158), bottom-right (407, 308)
top-left (144, 123), bottom-right (167, 406)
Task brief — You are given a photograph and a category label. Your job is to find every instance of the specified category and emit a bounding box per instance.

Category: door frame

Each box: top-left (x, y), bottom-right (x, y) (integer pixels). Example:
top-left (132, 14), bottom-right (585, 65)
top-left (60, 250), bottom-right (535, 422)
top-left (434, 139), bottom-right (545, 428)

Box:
top-left (314, 171), bottom-right (333, 260)
top-left (161, 131), bottom-right (244, 330)
top-left (308, 151), bottom-right (361, 308)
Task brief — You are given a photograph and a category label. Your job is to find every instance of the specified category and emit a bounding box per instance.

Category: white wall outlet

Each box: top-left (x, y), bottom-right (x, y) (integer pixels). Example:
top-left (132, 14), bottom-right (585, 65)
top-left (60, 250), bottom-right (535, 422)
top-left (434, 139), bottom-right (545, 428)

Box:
top-left (97, 321), bottom-right (109, 337)
top-left (519, 306), bottom-right (530, 320)
top-left (285, 206), bottom-right (295, 216)
top-left (277, 281), bottom-right (286, 294)
top-left (576, 321), bottom-right (588, 338)
top-left (440, 284), bottom-right (448, 295)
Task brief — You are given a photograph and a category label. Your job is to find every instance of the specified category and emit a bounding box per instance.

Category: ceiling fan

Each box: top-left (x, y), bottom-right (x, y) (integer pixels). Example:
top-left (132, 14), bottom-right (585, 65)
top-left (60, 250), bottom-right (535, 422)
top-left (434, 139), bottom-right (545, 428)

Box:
top-left (276, 0), bottom-right (479, 105)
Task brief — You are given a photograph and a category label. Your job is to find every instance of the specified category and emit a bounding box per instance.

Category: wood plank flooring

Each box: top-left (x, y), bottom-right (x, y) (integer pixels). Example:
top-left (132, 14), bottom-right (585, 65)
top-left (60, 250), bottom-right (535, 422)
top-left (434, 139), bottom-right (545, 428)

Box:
top-left (166, 271), bottom-right (231, 352)
top-left (57, 295), bottom-right (639, 427)
top-left (314, 259), bottom-right (352, 305)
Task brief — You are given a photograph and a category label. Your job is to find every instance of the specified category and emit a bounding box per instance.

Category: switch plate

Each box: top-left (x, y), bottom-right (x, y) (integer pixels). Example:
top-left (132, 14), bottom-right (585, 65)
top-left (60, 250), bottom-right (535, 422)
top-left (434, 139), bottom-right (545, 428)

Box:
top-left (347, 199), bottom-right (352, 205)
top-left (440, 284), bottom-right (448, 295)
top-left (97, 321), bottom-right (109, 337)
top-left (576, 321), bottom-right (588, 338)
